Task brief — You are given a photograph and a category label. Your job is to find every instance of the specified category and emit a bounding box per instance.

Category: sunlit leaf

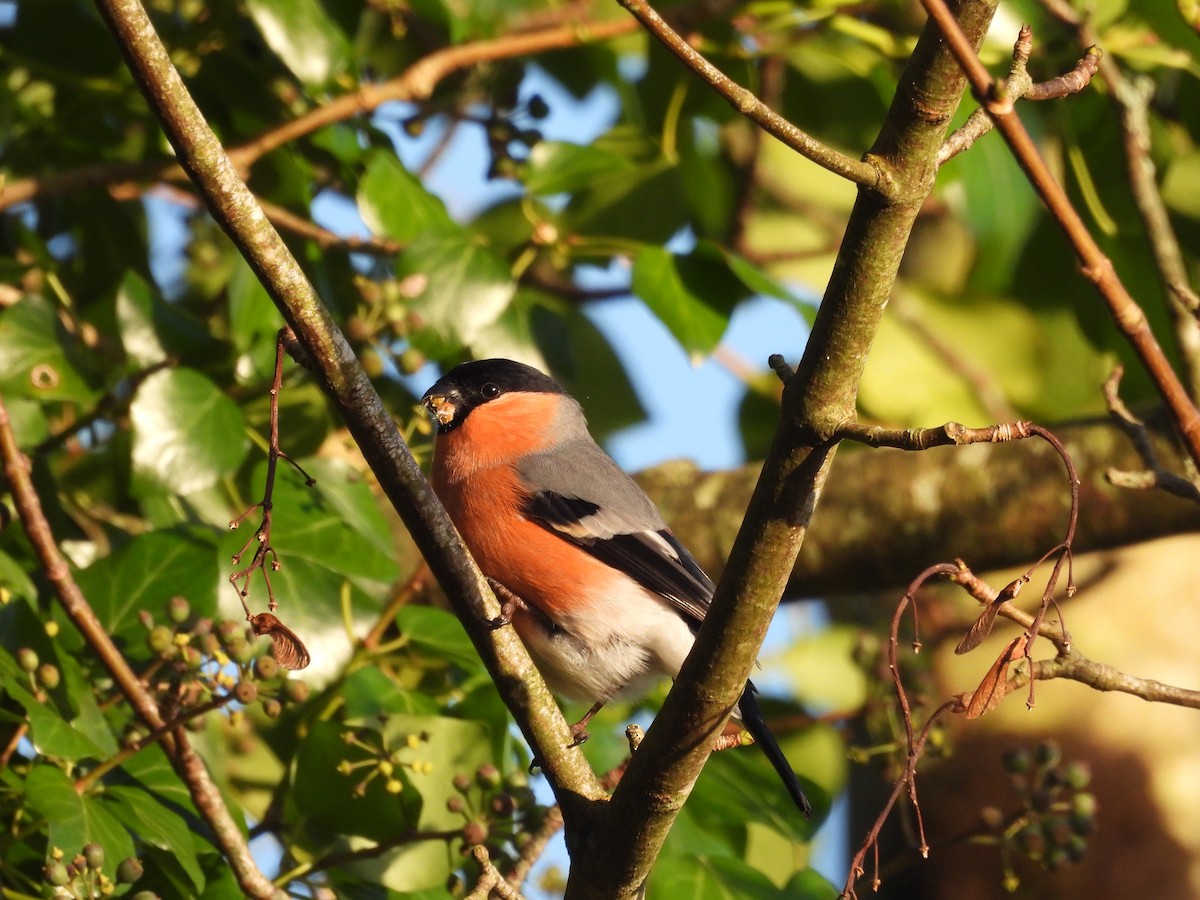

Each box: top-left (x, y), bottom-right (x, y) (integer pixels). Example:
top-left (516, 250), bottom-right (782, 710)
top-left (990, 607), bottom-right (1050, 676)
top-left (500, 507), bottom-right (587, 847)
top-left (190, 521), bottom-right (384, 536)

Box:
top-left (358, 151), bottom-right (458, 242)
top-left (245, 0), bottom-right (352, 88)
top-left (0, 296), bottom-right (97, 403)
top-left (130, 368), bottom-right (248, 494)
top-left (3, 678), bottom-right (106, 762)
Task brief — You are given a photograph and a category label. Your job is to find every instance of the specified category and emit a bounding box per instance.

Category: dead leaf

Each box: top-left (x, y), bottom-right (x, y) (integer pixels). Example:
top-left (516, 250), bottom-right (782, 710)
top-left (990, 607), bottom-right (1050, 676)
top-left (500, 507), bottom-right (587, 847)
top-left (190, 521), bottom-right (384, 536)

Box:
top-left (963, 634), bottom-right (1028, 719)
top-left (250, 612), bottom-right (311, 671)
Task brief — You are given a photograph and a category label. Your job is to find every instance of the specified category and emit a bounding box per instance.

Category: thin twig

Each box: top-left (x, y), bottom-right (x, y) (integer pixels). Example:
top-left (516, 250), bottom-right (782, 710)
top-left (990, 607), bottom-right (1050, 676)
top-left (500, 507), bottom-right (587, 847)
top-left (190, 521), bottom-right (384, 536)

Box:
top-left (1102, 365), bottom-right (1200, 502)
top-left (615, 0), bottom-right (882, 191)
top-left (467, 845), bottom-right (526, 900)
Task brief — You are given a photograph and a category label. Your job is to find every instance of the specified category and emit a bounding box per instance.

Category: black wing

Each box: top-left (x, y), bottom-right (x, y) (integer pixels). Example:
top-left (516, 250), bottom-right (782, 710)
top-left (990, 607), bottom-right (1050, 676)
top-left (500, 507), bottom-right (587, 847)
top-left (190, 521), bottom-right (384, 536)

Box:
top-left (521, 489), bottom-right (714, 628)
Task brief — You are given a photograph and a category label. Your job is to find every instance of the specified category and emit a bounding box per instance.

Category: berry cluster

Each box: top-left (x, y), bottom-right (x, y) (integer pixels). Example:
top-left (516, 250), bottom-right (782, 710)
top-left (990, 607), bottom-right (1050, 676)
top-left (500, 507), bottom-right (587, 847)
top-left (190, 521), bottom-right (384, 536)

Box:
top-left (40, 843), bottom-right (144, 898)
top-left (985, 740), bottom-right (1097, 889)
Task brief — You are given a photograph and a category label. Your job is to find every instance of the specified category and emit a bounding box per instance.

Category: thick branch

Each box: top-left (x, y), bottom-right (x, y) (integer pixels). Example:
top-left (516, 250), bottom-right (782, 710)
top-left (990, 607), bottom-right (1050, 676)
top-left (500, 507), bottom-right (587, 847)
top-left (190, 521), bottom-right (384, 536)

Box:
top-left (566, 1), bottom-right (1000, 895)
top-left (91, 0), bottom-right (606, 845)
top-left (640, 413), bottom-right (1199, 597)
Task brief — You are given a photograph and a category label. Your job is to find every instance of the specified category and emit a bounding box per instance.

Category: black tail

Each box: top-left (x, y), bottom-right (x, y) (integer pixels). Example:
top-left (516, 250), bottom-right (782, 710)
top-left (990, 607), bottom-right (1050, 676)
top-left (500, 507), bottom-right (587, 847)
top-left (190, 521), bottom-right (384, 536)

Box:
top-left (738, 681), bottom-right (812, 818)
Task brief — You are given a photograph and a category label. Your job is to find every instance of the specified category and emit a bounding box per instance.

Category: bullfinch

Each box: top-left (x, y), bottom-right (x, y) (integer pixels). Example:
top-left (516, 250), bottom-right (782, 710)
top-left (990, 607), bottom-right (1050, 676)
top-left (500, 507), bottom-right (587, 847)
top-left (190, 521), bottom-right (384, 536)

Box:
top-left (422, 358), bottom-right (812, 817)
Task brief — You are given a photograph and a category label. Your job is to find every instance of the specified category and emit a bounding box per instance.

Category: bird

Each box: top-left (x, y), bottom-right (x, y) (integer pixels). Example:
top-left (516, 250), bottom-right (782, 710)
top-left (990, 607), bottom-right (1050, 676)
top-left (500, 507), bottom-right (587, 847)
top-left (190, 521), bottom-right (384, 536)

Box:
top-left (421, 357), bottom-right (812, 817)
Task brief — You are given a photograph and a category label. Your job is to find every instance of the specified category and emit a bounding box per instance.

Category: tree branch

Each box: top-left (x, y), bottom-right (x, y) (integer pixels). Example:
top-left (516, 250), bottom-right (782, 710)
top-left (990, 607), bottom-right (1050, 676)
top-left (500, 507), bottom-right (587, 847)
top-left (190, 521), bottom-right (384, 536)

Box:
top-left (90, 0), bottom-right (606, 855)
top-left (566, 1), bottom-right (1001, 895)
top-left (0, 15), bottom-right (637, 213)
top-left (615, 0), bottom-right (884, 191)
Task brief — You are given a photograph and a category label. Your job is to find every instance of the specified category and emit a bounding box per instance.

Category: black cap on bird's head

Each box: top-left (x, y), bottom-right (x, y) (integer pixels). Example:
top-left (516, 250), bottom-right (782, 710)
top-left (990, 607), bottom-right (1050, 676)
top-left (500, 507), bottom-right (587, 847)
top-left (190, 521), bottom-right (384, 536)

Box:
top-left (421, 358), bottom-right (566, 434)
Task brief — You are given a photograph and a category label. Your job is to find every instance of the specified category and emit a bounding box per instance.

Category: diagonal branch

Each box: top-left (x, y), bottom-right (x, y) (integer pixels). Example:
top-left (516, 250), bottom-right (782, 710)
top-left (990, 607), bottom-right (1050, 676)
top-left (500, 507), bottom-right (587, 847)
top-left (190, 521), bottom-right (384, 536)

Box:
top-left (89, 0), bottom-right (607, 849)
top-left (615, 0), bottom-right (883, 191)
top-left (566, 1), bottom-right (1002, 895)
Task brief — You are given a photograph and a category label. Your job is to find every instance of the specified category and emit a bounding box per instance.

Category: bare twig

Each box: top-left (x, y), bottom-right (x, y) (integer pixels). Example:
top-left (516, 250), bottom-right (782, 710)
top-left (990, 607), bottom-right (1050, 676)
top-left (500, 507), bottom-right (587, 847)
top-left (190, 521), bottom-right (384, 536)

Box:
top-left (227, 330), bottom-right (316, 611)
top-left (1102, 365), bottom-right (1200, 501)
top-left (615, 0), bottom-right (883, 191)
top-left (0, 17), bottom-right (638, 213)
top-left (0, 391), bottom-right (283, 899)
top-left (921, 0), bottom-right (1200, 470)
top-left (939, 26), bottom-right (1100, 164)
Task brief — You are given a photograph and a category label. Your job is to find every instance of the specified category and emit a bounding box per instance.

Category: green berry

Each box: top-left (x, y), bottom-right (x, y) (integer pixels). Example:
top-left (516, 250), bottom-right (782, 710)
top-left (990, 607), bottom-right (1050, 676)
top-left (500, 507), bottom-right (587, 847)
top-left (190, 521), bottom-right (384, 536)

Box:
top-left (166, 596), bottom-right (190, 624)
top-left (1001, 746), bottom-right (1032, 775)
top-left (16, 647), bottom-right (38, 672)
top-left (461, 820), bottom-right (489, 846)
top-left (37, 663), bottom-right (60, 690)
top-left (253, 655), bottom-right (279, 681)
top-left (475, 763), bottom-right (501, 790)
top-left (446, 796), bottom-right (464, 813)
top-left (147, 625), bottom-right (174, 655)
top-left (233, 681), bottom-right (257, 704)
top-left (528, 94), bottom-right (549, 119)
top-left (83, 843), bottom-right (104, 870)
top-left (453, 772), bottom-right (472, 793)
top-left (44, 861), bottom-right (70, 886)
top-left (1034, 740), bottom-right (1061, 769)
top-left (283, 679), bottom-right (310, 703)
top-left (262, 698), bottom-right (283, 718)
top-left (1063, 761), bottom-right (1091, 790)
top-left (116, 857), bottom-right (144, 884)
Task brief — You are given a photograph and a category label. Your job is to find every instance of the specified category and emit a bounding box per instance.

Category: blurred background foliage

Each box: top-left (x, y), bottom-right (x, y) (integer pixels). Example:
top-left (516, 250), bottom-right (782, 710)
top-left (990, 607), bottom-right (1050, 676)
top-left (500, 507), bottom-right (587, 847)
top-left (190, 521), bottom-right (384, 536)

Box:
top-left (0, 0), bottom-right (1198, 897)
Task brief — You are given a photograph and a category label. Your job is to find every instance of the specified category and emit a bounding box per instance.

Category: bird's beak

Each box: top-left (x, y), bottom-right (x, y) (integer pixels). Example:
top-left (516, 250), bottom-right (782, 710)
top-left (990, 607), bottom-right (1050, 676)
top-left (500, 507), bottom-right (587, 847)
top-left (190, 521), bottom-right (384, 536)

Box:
top-left (422, 393), bottom-right (458, 427)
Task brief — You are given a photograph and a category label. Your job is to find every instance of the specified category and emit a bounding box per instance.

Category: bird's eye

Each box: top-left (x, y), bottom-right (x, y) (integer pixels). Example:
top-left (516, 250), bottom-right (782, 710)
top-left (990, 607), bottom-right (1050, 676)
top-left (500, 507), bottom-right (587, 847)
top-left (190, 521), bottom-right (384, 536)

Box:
top-left (481, 383), bottom-right (501, 399)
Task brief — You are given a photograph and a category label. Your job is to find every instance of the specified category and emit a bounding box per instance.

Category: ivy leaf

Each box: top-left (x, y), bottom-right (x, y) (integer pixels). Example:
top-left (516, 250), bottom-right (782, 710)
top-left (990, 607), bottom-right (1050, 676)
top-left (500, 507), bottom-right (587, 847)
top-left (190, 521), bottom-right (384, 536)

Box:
top-left (104, 785), bottom-right (206, 891)
top-left (0, 296), bottom-right (97, 403)
top-left (130, 368), bottom-right (248, 495)
top-left (632, 245), bottom-right (743, 359)
top-left (74, 528), bottom-right (219, 638)
top-left (3, 678), bottom-right (106, 762)
top-left (245, 0), bottom-right (352, 88)
top-left (25, 765), bottom-right (135, 879)
top-left (524, 141), bottom-right (635, 196)
top-left (358, 151), bottom-right (458, 242)
top-left (401, 233), bottom-right (516, 348)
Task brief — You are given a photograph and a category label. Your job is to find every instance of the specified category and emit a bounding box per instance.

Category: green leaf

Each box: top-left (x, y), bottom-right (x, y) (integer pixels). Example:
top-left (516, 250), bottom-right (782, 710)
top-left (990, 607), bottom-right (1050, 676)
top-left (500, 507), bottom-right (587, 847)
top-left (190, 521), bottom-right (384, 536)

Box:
top-left (566, 157), bottom-right (688, 244)
top-left (0, 295), bottom-right (97, 403)
top-left (245, 0), bottom-right (353, 88)
top-left (74, 528), bottom-right (219, 637)
top-left (25, 765), bottom-right (135, 878)
top-left (402, 233), bottom-right (517, 347)
top-left (358, 151), bottom-right (458, 242)
top-left (649, 854), bottom-right (789, 899)
top-left (342, 667), bottom-right (439, 718)
top-left (130, 368), bottom-right (248, 494)
top-left (524, 140), bottom-right (635, 196)
top-left (292, 720), bottom-right (421, 840)
top-left (394, 605), bottom-right (479, 668)
top-left (119, 743), bottom-right (198, 815)
top-left (378, 714), bottom-right (492, 831)
top-left (227, 259), bottom-right (282, 383)
top-left (632, 245), bottom-right (741, 358)
top-left (3, 678), bottom-right (106, 762)
top-left (104, 785), bottom-right (206, 890)
top-left (115, 273), bottom-right (169, 365)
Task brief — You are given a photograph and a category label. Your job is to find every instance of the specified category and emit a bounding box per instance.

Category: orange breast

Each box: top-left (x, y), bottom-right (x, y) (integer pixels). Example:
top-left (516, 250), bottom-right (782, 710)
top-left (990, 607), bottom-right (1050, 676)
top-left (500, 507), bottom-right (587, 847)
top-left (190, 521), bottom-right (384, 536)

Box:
top-left (434, 460), bottom-right (615, 621)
